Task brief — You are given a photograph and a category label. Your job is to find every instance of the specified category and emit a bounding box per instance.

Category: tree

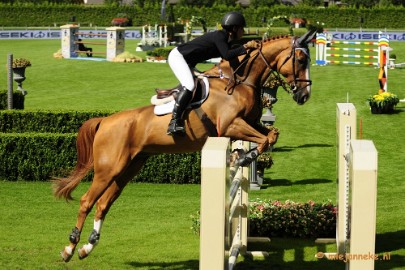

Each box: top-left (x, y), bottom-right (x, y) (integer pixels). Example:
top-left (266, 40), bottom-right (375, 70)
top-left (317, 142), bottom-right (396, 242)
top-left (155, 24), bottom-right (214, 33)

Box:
top-left (341, 0), bottom-right (379, 8)
top-left (301, 0), bottom-right (323, 6)
top-left (250, 0), bottom-right (280, 8)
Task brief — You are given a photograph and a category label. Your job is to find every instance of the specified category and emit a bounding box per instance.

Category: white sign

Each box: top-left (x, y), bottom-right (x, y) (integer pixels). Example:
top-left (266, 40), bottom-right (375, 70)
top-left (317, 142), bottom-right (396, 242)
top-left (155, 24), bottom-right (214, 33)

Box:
top-left (0, 30), bottom-right (142, 40)
top-left (329, 31), bottom-right (405, 41)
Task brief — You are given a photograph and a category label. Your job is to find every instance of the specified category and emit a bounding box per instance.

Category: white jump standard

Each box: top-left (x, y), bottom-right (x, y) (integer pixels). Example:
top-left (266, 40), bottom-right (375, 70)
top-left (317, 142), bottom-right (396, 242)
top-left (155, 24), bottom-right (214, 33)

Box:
top-left (60, 24), bottom-right (125, 61)
top-left (316, 103), bottom-right (378, 270)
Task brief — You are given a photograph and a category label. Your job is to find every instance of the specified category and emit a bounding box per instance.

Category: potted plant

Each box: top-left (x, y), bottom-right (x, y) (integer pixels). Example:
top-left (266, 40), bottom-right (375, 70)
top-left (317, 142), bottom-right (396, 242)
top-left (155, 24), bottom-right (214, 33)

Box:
top-left (367, 90), bottom-right (399, 114)
top-left (12, 58), bottom-right (31, 95)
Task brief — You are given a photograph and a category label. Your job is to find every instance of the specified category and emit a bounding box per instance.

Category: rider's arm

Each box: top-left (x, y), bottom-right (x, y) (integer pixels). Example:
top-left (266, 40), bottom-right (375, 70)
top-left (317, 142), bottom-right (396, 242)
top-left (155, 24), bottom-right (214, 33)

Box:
top-left (213, 31), bottom-right (247, 60)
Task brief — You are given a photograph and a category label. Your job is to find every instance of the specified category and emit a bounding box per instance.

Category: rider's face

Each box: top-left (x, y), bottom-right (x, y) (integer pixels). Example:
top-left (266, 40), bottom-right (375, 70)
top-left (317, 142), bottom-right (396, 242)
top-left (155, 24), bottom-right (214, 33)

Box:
top-left (235, 27), bottom-right (244, 39)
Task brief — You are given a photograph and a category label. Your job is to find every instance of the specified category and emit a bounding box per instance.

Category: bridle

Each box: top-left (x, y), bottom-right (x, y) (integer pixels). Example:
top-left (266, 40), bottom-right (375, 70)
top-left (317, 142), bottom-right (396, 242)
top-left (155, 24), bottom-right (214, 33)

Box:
top-left (257, 37), bottom-right (312, 95)
top-left (207, 36), bottom-right (312, 95)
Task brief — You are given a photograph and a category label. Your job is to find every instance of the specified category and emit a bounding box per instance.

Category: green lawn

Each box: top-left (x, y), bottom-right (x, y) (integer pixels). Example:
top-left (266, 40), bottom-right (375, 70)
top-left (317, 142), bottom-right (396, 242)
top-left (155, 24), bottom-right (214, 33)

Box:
top-left (1, 38), bottom-right (404, 269)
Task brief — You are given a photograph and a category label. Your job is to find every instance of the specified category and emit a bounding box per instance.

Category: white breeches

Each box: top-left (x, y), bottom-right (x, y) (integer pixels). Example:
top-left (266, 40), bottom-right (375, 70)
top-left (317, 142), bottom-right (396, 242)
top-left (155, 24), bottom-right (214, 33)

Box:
top-left (168, 47), bottom-right (195, 91)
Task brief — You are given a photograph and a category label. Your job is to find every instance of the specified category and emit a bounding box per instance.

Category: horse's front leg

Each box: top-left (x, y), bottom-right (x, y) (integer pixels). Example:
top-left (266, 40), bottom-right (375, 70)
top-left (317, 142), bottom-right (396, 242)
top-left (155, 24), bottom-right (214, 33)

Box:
top-left (252, 122), bottom-right (279, 149)
top-left (222, 118), bottom-right (279, 166)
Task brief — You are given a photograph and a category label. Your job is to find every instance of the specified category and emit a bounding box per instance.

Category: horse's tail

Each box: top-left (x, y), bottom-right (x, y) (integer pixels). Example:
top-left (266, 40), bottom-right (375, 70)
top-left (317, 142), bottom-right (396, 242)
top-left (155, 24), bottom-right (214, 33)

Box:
top-left (52, 117), bottom-right (104, 201)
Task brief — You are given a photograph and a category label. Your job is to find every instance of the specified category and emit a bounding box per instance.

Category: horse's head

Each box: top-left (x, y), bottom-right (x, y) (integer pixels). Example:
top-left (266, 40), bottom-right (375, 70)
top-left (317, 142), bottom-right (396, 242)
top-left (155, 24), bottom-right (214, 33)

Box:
top-left (260, 29), bottom-right (316, 105)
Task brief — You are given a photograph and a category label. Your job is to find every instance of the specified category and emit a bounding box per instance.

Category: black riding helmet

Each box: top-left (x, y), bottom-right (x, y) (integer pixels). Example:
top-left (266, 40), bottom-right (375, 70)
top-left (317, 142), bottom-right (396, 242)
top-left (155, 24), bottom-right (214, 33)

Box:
top-left (221, 11), bottom-right (246, 32)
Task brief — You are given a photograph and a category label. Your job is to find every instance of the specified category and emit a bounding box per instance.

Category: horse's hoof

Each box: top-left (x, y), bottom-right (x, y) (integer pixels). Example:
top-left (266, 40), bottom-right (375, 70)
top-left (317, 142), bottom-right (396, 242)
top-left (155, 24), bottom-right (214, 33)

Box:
top-left (78, 247), bottom-right (89, 260)
top-left (60, 247), bottom-right (73, 262)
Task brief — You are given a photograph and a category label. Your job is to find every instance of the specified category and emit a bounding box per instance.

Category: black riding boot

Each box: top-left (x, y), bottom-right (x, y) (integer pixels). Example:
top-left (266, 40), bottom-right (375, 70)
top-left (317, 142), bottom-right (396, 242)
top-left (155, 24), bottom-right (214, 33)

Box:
top-left (167, 88), bottom-right (193, 135)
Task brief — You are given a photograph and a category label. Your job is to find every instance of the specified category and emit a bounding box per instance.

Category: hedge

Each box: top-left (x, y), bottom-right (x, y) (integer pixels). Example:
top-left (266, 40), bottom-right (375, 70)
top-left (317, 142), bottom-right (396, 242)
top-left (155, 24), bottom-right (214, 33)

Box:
top-left (1, 3), bottom-right (405, 29)
top-left (0, 131), bottom-right (201, 182)
top-left (0, 110), bottom-right (201, 182)
top-left (0, 110), bottom-right (113, 133)
top-left (0, 132), bottom-right (77, 181)
top-left (0, 91), bottom-right (25, 110)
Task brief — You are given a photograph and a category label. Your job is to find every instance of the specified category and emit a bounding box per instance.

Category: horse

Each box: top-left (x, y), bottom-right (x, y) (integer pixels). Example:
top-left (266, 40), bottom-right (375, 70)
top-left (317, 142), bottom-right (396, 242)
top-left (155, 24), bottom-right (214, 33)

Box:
top-left (53, 29), bottom-right (316, 262)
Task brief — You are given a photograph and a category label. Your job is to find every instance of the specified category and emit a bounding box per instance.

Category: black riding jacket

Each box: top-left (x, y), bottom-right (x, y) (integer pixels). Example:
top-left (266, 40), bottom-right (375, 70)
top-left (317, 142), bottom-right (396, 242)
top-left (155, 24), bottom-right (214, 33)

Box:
top-left (177, 29), bottom-right (247, 67)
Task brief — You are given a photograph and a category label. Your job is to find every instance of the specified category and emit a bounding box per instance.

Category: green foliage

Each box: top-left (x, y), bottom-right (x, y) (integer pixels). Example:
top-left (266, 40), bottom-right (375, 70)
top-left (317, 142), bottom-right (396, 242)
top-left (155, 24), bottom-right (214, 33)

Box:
top-left (0, 91), bottom-right (25, 110)
top-left (191, 199), bottom-right (336, 238)
top-left (0, 110), bottom-right (112, 133)
top-left (0, 129), bottom-right (201, 182)
top-left (135, 152), bottom-right (201, 184)
top-left (146, 46), bottom-right (174, 58)
top-left (1, 3), bottom-right (405, 28)
top-left (0, 110), bottom-right (201, 182)
top-left (249, 200), bottom-right (336, 238)
top-left (0, 132), bottom-right (77, 181)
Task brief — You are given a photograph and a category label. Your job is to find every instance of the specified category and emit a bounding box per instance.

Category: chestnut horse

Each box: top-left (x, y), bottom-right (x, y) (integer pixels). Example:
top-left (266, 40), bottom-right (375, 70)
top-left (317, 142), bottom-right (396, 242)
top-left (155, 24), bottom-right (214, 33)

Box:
top-left (53, 30), bottom-right (316, 262)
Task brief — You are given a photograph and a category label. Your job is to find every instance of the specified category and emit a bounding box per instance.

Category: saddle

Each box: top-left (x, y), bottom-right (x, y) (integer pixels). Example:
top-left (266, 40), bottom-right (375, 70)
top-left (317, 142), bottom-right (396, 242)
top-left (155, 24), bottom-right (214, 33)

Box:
top-left (155, 84), bottom-right (181, 99)
top-left (151, 75), bottom-right (210, 115)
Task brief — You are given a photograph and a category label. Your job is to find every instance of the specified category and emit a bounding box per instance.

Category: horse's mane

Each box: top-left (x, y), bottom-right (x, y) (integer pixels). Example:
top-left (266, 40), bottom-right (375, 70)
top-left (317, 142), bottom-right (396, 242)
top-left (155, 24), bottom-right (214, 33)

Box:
top-left (261, 35), bottom-right (292, 44)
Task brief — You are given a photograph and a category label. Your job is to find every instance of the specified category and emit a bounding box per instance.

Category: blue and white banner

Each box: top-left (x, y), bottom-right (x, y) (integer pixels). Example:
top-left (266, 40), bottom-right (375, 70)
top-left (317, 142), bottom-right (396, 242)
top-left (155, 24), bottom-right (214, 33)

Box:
top-left (328, 31), bottom-right (405, 42)
top-left (0, 30), bottom-right (142, 40)
top-left (2, 29), bottom-right (405, 41)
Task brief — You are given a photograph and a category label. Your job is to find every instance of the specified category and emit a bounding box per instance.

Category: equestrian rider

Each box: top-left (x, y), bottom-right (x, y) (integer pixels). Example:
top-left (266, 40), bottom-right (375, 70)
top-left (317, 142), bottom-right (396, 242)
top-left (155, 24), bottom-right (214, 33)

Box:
top-left (166, 11), bottom-right (259, 135)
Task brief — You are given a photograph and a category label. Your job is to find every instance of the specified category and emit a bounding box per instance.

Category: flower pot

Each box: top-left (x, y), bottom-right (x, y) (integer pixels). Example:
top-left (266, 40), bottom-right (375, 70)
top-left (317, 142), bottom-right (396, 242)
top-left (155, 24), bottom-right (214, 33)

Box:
top-left (12, 67), bottom-right (27, 95)
top-left (370, 103), bottom-right (395, 114)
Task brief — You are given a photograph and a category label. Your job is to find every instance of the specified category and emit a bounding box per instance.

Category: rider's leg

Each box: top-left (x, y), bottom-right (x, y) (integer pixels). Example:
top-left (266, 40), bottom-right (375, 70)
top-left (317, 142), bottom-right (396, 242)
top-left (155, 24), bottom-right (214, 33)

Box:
top-left (167, 88), bottom-right (193, 135)
top-left (167, 47), bottom-right (195, 135)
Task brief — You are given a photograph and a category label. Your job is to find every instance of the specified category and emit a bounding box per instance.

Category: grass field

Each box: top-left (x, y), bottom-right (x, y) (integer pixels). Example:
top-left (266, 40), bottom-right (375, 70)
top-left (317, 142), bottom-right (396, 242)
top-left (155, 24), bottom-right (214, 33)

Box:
top-left (1, 38), bottom-right (405, 269)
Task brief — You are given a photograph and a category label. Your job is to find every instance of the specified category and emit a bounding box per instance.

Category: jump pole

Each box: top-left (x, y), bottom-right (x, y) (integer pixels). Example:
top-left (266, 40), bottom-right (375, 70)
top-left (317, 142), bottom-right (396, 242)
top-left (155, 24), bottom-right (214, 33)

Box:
top-left (315, 32), bottom-right (389, 67)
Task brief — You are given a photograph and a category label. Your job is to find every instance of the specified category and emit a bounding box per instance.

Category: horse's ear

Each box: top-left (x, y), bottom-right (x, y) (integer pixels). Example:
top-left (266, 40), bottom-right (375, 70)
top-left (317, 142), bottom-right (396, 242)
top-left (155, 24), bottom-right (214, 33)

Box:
top-left (297, 29), bottom-right (317, 46)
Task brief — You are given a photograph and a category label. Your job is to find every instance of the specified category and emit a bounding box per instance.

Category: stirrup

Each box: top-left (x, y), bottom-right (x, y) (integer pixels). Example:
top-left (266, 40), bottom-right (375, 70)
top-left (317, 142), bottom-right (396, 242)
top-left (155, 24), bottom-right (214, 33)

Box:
top-left (167, 119), bottom-right (185, 135)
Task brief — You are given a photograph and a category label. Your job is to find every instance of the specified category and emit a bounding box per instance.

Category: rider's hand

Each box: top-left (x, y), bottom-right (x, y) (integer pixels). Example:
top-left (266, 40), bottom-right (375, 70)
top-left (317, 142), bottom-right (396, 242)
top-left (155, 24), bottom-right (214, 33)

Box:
top-left (244, 40), bottom-right (259, 50)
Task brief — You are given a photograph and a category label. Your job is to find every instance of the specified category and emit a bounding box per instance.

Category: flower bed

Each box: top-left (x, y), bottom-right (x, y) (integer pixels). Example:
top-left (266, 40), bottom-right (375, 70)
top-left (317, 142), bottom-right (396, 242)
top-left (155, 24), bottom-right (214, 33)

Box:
top-left (191, 199), bottom-right (336, 238)
top-left (249, 199), bottom-right (336, 238)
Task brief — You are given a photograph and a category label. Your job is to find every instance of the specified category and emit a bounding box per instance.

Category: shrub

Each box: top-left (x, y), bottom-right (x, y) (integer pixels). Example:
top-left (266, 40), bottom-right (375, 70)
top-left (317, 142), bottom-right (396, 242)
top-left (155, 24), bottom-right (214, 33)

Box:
top-left (146, 46), bottom-right (175, 58)
top-left (249, 199), bottom-right (336, 238)
top-left (0, 110), bottom-right (201, 182)
top-left (0, 91), bottom-right (25, 110)
top-left (0, 110), bottom-right (113, 133)
top-left (190, 199), bottom-right (336, 238)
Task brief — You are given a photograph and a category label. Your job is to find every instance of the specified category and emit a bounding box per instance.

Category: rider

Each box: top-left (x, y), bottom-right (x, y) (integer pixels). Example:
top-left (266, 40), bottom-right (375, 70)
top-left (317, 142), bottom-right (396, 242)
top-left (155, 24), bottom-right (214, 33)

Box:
top-left (166, 11), bottom-right (259, 135)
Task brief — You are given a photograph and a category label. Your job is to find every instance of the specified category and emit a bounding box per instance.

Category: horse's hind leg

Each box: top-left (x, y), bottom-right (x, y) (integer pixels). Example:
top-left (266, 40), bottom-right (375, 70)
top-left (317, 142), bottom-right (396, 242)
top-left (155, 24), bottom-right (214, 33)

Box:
top-left (77, 156), bottom-right (148, 260)
top-left (60, 174), bottom-right (115, 262)
top-left (77, 181), bottom-right (124, 260)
